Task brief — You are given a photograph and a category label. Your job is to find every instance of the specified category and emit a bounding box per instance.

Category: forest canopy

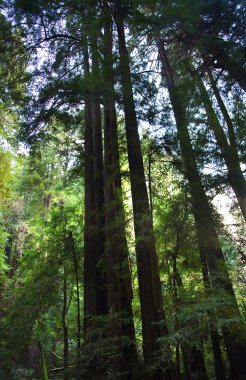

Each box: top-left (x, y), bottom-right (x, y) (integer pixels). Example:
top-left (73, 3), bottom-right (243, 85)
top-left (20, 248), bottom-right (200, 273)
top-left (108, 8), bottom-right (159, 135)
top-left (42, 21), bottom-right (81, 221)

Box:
top-left (0, 1), bottom-right (245, 379)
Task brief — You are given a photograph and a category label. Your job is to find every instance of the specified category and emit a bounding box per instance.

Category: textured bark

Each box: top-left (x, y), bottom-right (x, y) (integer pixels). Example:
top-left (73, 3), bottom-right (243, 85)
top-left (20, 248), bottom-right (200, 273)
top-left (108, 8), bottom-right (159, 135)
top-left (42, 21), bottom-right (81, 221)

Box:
top-left (83, 41), bottom-right (107, 378)
top-left (26, 341), bottom-right (42, 376)
top-left (9, 224), bottom-right (28, 276)
top-left (83, 40), bottom-right (107, 320)
top-left (114, 7), bottom-right (171, 379)
top-left (83, 43), bottom-right (97, 323)
top-left (103, 6), bottom-right (139, 378)
top-left (91, 35), bottom-right (108, 318)
top-left (196, 76), bottom-right (246, 221)
top-left (157, 37), bottom-right (246, 379)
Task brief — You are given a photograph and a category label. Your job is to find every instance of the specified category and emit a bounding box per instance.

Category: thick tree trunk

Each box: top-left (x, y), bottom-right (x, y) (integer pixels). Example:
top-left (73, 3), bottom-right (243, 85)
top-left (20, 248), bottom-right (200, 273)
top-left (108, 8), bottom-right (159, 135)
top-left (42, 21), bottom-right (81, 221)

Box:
top-left (91, 37), bottom-right (108, 318)
top-left (196, 76), bottom-right (246, 221)
top-left (114, 8), bottom-right (172, 380)
top-left (83, 42), bottom-right (107, 378)
top-left (103, 7), bottom-right (139, 378)
top-left (90, 34), bottom-right (108, 315)
top-left (157, 37), bottom-right (246, 379)
top-left (83, 43), bottom-right (98, 324)
top-left (83, 40), bottom-right (107, 319)
top-left (25, 341), bottom-right (42, 377)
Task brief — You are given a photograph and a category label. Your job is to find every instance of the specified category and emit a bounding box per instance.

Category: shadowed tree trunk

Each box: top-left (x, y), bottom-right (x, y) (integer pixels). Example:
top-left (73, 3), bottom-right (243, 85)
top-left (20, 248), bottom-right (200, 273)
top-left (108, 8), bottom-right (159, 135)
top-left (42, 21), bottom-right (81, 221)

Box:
top-left (83, 38), bottom-right (108, 378)
top-left (62, 273), bottom-right (69, 380)
top-left (200, 255), bottom-right (225, 380)
top-left (67, 232), bottom-right (81, 354)
top-left (103, 5), bottom-right (139, 378)
top-left (90, 32), bottom-right (108, 319)
top-left (157, 37), bottom-right (246, 380)
top-left (114, 5), bottom-right (172, 379)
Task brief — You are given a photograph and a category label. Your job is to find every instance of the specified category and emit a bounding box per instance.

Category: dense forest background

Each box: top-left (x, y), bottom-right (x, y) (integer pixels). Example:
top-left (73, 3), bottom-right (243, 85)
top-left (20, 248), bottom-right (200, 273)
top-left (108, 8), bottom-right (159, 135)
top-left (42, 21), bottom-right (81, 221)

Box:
top-left (0, 0), bottom-right (245, 379)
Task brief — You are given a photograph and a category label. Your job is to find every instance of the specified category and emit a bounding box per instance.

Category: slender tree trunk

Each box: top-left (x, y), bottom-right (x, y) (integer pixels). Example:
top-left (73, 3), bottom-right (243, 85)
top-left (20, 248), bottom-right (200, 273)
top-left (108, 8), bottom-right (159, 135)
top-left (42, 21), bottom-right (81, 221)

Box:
top-left (195, 75), bottom-right (246, 221)
top-left (148, 153), bottom-right (153, 219)
top-left (62, 267), bottom-right (69, 380)
top-left (103, 6), bottom-right (139, 378)
top-left (189, 347), bottom-right (208, 380)
top-left (9, 224), bottom-right (28, 276)
top-left (171, 252), bottom-right (190, 380)
top-left (210, 330), bottom-right (225, 380)
top-left (157, 37), bottom-right (246, 379)
top-left (38, 342), bottom-right (49, 380)
top-left (69, 231), bottom-right (81, 352)
top-left (207, 70), bottom-right (237, 149)
top-left (114, 8), bottom-right (172, 380)
top-left (200, 250), bottom-right (226, 380)
top-left (180, 348), bottom-right (190, 380)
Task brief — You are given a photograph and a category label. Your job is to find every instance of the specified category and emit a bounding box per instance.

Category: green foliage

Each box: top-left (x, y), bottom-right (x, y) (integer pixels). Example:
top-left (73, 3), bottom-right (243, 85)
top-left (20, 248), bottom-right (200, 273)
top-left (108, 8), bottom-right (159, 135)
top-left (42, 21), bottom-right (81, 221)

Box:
top-left (0, 0), bottom-right (245, 378)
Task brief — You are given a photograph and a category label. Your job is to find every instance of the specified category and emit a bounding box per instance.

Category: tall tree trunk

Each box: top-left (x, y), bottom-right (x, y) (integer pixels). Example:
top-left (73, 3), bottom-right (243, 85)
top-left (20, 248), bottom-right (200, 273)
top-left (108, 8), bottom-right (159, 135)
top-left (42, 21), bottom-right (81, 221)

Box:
top-left (83, 39), bottom-right (107, 318)
top-left (103, 6), bottom-right (139, 378)
top-left (195, 75), bottom-right (246, 221)
top-left (83, 42), bottom-right (98, 324)
top-left (91, 35), bottom-right (108, 318)
top-left (114, 7), bottom-right (172, 380)
top-left (157, 37), bottom-right (246, 379)
top-left (83, 40), bottom-right (107, 378)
